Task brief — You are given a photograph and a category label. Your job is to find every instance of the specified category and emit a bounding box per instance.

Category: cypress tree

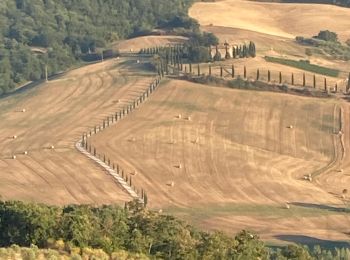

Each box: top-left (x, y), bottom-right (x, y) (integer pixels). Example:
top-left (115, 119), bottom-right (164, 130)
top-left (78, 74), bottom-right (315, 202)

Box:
top-left (291, 73), bottom-right (294, 85)
top-left (144, 192), bottom-right (148, 207)
top-left (250, 42), bottom-right (256, 57)
top-left (232, 46), bottom-right (236, 59)
top-left (214, 45), bottom-right (221, 61)
top-left (313, 75), bottom-right (316, 88)
top-left (324, 78), bottom-right (327, 91)
top-left (224, 42), bottom-right (231, 59)
top-left (303, 73), bottom-right (306, 87)
top-left (256, 69), bottom-right (260, 81)
top-left (220, 66), bottom-right (223, 77)
top-left (189, 63), bottom-right (192, 73)
top-left (209, 64), bottom-right (212, 76)
top-left (232, 65), bottom-right (235, 78)
top-left (197, 64), bottom-right (200, 76)
top-left (347, 72), bottom-right (350, 93)
top-left (279, 72), bottom-right (282, 84)
top-left (244, 66), bottom-right (247, 78)
top-left (268, 70), bottom-right (271, 82)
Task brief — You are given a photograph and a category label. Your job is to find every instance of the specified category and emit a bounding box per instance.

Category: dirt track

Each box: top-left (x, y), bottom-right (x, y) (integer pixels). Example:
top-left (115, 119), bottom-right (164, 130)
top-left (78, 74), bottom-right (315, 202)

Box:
top-left (0, 59), bottom-right (154, 205)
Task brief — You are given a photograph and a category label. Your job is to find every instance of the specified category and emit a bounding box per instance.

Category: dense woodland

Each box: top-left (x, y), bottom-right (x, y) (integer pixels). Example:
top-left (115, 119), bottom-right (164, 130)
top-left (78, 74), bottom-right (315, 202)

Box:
top-left (0, 0), bottom-right (197, 94)
top-left (1, 200), bottom-right (350, 259)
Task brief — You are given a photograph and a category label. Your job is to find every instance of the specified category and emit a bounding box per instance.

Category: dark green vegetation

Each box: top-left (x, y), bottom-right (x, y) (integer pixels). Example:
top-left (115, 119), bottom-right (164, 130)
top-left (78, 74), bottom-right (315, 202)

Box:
top-left (296, 31), bottom-right (350, 61)
top-left (264, 56), bottom-right (340, 77)
top-left (1, 200), bottom-right (350, 259)
top-left (0, 0), bottom-right (196, 94)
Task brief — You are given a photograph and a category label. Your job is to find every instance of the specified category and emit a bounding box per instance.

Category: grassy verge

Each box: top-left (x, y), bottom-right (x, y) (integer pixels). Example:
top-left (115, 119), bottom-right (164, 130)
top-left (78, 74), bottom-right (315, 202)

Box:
top-left (164, 203), bottom-right (349, 223)
top-left (265, 56), bottom-right (340, 77)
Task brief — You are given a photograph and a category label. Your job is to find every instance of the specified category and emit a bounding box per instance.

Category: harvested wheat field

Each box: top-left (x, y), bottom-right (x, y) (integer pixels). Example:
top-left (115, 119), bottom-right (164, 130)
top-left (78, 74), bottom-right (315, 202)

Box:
top-left (0, 58), bottom-right (156, 205)
top-left (90, 79), bottom-right (350, 243)
top-left (190, 0), bottom-right (350, 75)
top-left (189, 0), bottom-right (350, 42)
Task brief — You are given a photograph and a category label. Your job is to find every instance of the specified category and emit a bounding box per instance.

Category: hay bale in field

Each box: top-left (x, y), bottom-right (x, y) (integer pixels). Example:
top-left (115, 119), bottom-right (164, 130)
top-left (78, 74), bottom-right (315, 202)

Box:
top-left (12, 135), bottom-right (17, 139)
top-left (50, 145), bottom-right (55, 150)
top-left (22, 108), bottom-right (26, 113)
top-left (338, 169), bottom-right (344, 173)
top-left (186, 116), bottom-right (191, 121)
top-left (158, 209), bottom-right (163, 214)
top-left (177, 114), bottom-right (182, 119)
top-left (288, 125), bottom-right (293, 129)
top-left (285, 203), bottom-right (290, 209)
top-left (129, 137), bottom-right (136, 142)
top-left (131, 170), bottom-right (137, 176)
top-left (175, 164), bottom-right (182, 169)
top-left (338, 130), bottom-right (343, 135)
top-left (23, 151), bottom-right (28, 155)
top-left (193, 137), bottom-right (199, 144)
top-left (166, 181), bottom-right (175, 187)
top-left (12, 155), bottom-right (16, 160)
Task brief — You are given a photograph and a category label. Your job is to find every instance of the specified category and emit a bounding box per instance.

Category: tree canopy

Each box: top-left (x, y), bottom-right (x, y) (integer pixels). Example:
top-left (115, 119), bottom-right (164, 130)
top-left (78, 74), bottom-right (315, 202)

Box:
top-left (0, 0), bottom-right (195, 94)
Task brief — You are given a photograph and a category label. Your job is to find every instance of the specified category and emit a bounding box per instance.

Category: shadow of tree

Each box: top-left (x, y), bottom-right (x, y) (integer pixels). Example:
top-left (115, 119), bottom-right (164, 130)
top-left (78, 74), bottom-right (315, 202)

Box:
top-left (274, 234), bottom-right (350, 249)
top-left (290, 202), bottom-right (350, 213)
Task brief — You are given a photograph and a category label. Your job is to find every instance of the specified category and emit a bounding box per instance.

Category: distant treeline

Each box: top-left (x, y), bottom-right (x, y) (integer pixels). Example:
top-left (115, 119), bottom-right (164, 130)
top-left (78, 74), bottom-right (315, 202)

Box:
top-left (0, 0), bottom-right (197, 94)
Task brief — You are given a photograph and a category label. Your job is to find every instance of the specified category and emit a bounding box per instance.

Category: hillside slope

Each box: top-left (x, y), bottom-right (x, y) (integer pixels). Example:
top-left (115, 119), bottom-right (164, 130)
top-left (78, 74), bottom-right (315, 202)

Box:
top-left (0, 59), bottom-right (154, 205)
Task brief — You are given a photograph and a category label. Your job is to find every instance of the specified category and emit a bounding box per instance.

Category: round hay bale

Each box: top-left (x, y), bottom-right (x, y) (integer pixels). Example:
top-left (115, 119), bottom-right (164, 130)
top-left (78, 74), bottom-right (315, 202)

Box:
top-left (178, 114), bottom-right (182, 119)
top-left (23, 151), bottom-right (28, 155)
top-left (22, 108), bottom-right (26, 113)
top-left (136, 60), bottom-right (140, 64)
top-left (13, 135), bottom-right (17, 139)
top-left (12, 155), bottom-right (16, 160)
top-left (166, 181), bottom-right (175, 187)
top-left (131, 170), bottom-right (137, 176)
top-left (50, 145), bottom-right (55, 150)
top-left (339, 130), bottom-right (343, 135)
top-left (285, 203), bottom-right (290, 209)
top-left (288, 125), bottom-right (293, 129)
top-left (158, 209), bottom-right (163, 214)
top-left (338, 169), bottom-right (344, 173)
top-left (186, 116), bottom-right (191, 121)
